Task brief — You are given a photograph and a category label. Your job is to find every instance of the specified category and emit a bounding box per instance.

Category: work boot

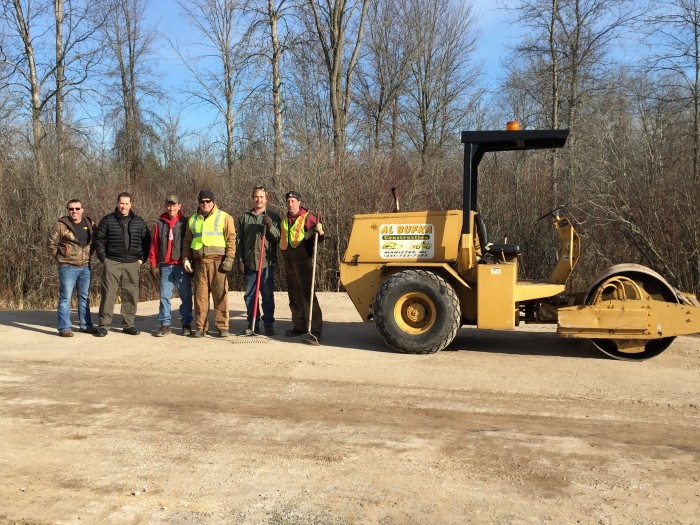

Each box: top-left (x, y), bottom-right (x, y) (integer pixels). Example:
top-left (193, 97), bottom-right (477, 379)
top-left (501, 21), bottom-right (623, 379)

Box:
top-left (59, 329), bottom-right (74, 337)
top-left (95, 327), bottom-right (109, 337)
top-left (123, 327), bottom-right (141, 336)
top-left (191, 330), bottom-right (204, 338)
top-left (285, 328), bottom-right (306, 337)
top-left (80, 326), bottom-right (98, 335)
top-left (155, 325), bottom-right (171, 337)
top-left (264, 325), bottom-right (275, 336)
top-left (218, 329), bottom-right (230, 338)
top-left (182, 325), bottom-right (192, 337)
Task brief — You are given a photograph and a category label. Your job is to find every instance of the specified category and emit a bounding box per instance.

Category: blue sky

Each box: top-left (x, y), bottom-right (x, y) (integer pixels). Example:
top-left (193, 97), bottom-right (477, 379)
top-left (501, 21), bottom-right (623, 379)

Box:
top-left (147, 0), bottom-right (511, 132)
top-left (472, 0), bottom-right (511, 82)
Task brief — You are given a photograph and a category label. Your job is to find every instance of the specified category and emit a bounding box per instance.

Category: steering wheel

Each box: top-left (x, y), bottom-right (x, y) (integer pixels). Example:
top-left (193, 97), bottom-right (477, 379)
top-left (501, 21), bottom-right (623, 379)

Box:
top-left (536, 202), bottom-right (569, 221)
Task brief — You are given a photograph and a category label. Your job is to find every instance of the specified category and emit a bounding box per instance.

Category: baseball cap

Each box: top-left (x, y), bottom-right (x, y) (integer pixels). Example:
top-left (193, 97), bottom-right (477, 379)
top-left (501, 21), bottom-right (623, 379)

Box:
top-left (165, 195), bottom-right (180, 204)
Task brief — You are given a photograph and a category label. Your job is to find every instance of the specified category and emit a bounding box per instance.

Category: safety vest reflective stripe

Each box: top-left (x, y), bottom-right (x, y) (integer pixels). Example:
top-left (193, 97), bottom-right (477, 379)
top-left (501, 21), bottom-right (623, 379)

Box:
top-left (281, 212), bottom-right (308, 250)
top-left (189, 210), bottom-right (227, 249)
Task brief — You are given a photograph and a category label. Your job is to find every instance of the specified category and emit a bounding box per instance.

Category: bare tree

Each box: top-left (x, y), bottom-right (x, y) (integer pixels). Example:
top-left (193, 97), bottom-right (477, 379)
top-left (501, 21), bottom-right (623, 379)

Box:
top-left (1, 0), bottom-right (49, 177)
top-left (507, 0), bottom-right (637, 129)
top-left (1, 0), bottom-right (108, 180)
top-left (401, 0), bottom-right (480, 166)
top-left (504, 0), bottom-right (638, 202)
top-left (101, 0), bottom-right (158, 187)
top-left (354, 0), bottom-right (415, 156)
top-left (53, 0), bottom-right (105, 177)
top-left (503, 0), bottom-right (562, 128)
top-left (263, 0), bottom-right (284, 188)
top-left (284, 38), bottom-right (333, 164)
top-left (246, 0), bottom-right (295, 190)
top-left (153, 107), bottom-right (190, 175)
top-left (646, 0), bottom-right (700, 181)
top-left (176, 0), bottom-right (255, 180)
top-left (579, 70), bottom-right (700, 295)
top-left (304, 0), bottom-right (370, 167)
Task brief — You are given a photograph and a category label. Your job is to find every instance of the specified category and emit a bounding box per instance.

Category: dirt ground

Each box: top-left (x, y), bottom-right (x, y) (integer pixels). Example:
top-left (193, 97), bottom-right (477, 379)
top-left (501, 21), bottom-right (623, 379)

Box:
top-left (0, 291), bottom-right (699, 525)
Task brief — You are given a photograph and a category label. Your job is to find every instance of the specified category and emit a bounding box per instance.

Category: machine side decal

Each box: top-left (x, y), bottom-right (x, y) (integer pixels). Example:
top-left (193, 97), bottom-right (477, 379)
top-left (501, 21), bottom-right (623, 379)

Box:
top-left (380, 224), bottom-right (434, 259)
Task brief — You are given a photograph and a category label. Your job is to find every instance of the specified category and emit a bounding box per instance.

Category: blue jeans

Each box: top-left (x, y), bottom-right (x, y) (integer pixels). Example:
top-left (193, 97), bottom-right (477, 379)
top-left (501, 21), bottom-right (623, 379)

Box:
top-left (243, 265), bottom-right (275, 327)
top-left (159, 263), bottom-right (193, 326)
top-left (57, 264), bottom-right (92, 332)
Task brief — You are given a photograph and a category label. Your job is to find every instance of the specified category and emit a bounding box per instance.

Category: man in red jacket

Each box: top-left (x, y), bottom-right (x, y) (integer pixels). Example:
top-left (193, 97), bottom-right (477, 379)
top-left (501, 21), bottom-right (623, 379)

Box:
top-left (149, 195), bottom-right (193, 336)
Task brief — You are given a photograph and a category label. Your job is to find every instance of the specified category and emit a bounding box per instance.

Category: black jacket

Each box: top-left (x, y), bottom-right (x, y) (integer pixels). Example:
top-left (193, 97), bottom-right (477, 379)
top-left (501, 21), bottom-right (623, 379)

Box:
top-left (94, 208), bottom-right (151, 263)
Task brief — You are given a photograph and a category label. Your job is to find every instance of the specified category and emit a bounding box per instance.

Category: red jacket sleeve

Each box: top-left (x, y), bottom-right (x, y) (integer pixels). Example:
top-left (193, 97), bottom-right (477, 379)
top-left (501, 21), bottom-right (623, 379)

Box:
top-left (148, 223), bottom-right (159, 266)
top-left (305, 212), bottom-right (318, 230)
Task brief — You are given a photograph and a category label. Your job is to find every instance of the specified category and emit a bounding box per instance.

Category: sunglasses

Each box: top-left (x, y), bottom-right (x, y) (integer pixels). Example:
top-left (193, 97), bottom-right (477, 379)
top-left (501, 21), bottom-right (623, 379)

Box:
top-left (199, 199), bottom-right (212, 204)
top-left (67, 207), bottom-right (82, 211)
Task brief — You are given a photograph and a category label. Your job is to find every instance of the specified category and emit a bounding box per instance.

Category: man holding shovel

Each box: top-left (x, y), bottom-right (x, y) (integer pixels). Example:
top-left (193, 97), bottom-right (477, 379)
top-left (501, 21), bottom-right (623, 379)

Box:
top-left (281, 190), bottom-right (324, 344)
top-left (236, 186), bottom-right (281, 336)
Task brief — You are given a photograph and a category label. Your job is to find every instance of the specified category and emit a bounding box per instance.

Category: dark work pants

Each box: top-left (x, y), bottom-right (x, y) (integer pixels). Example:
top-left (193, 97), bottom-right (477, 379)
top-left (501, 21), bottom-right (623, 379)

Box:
top-left (283, 245), bottom-right (322, 334)
top-left (99, 259), bottom-right (141, 329)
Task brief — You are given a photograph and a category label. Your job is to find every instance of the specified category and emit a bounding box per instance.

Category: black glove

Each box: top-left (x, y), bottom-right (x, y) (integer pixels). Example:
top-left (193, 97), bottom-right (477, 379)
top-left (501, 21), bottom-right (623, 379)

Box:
top-left (218, 257), bottom-right (234, 273)
top-left (262, 214), bottom-right (272, 229)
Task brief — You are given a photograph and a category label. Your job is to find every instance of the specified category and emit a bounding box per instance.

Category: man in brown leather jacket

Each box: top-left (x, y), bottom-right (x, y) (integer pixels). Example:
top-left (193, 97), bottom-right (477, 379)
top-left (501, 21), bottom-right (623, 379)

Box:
top-left (47, 199), bottom-right (97, 337)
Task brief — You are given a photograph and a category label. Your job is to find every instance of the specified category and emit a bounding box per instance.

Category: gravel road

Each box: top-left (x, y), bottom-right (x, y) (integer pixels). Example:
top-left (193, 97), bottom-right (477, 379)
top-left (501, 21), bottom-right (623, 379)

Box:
top-left (1, 292), bottom-right (698, 524)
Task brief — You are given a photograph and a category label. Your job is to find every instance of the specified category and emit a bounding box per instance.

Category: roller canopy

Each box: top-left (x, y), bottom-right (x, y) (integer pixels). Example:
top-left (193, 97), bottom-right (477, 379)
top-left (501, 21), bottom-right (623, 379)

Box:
top-left (461, 129), bottom-right (569, 233)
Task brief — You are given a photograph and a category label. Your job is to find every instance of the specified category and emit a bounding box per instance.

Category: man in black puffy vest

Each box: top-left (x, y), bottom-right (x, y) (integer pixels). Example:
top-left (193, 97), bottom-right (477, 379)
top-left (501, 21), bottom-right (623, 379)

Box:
top-left (93, 192), bottom-right (151, 337)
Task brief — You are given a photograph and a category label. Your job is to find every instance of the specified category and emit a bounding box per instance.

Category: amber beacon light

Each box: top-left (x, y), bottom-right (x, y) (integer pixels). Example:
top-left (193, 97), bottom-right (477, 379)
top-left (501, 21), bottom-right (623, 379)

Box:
top-left (506, 120), bottom-right (521, 130)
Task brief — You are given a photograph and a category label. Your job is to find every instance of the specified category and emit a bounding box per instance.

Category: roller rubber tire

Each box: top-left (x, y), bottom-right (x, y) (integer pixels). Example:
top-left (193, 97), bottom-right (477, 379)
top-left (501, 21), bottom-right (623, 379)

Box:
top-left (373, 269), bottom-right (461, 354)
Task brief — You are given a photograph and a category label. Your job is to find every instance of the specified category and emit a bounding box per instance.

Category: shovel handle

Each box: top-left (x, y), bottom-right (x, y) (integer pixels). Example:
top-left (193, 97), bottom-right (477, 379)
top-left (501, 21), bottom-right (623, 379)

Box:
top-left (307, 213), bottom-right (321, 334)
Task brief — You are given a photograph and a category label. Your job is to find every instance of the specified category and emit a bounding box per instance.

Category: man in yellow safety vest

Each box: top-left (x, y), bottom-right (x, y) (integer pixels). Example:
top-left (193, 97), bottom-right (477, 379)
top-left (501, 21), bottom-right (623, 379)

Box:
top-left (182, 190), bottom-right (236, 338)
top-left (281, 190), bottom-right (324, 342)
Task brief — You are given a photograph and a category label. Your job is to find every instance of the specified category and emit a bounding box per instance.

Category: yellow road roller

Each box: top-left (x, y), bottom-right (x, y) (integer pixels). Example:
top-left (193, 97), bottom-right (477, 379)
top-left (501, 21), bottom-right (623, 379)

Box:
top-left (340, 127), bottom-right (700, 359)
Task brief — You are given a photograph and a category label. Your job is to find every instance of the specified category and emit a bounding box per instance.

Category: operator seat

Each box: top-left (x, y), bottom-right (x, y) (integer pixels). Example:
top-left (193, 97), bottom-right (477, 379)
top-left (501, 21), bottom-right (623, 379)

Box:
top-left (474, 213), bottom-right (521, 262)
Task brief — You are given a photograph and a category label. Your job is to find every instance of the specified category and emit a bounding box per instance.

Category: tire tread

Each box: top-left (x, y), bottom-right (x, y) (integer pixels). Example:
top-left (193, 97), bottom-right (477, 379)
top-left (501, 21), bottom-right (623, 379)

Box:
top-left (373, 269), bottom-right (461, 354)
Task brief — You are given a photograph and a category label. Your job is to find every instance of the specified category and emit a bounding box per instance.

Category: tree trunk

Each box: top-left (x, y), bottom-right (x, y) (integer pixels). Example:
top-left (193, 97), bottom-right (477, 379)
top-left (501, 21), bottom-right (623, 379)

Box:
top-left (268, 0), bottom-right (283, 189)
top-left (55, 0), bottom-right (65, 179)
top-left (12, 0), bottom-right (45, 179)
top-left (694, 2), bottom-right (700, 182)
top-left (307, 0), bottom-right (370, 170)
top-left (549, 0), bottom-right (560, 202)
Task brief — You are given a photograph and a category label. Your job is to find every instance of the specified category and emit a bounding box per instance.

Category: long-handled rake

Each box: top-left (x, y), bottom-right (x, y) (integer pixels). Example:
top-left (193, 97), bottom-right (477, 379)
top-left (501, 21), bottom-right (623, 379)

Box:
top-left (240, 224), bottom-right (266, 337)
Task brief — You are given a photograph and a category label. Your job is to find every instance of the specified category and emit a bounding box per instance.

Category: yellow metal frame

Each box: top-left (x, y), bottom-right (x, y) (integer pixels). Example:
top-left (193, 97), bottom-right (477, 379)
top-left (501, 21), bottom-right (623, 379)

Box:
top-left (477, 263), bottom-right (517, 329)
top-left (558, 299), bottom-right (700, 339)
top-left (340, 208), bottom-right (585, 330)
top-left (549, 215), bottom-right (580, 285)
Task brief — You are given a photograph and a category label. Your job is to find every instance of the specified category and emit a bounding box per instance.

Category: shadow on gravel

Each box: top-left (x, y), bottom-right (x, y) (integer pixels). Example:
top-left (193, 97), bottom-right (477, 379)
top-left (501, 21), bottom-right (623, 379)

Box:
top-left (0, 310), bottom-right (57, 336)
top-left (319, 320), bottom-right (603, 359)
top-left (0, 309), bottom-right (165, 337)
top-left (448, 327), bottom-right (604, 359)
top-left (320, 321), bottom-right (395, 354)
